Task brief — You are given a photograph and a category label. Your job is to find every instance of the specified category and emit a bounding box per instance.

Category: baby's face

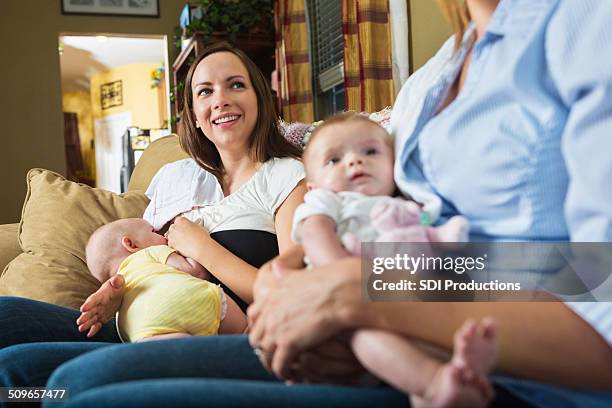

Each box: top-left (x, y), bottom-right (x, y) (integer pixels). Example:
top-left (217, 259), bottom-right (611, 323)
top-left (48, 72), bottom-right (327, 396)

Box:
top-left (304, 120), bottom-right (395, 196)
top-left (131, 219), bottom-right (168, 248)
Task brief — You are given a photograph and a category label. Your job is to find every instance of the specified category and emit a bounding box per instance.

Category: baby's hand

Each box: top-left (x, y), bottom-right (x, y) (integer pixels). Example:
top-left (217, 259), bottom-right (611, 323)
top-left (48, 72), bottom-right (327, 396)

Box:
top-left (185, 257), bottom-right (210, 280)
top-left (166, 253), bottom-right (210, 280)
top-left (76, 274), bottom-right (125, 338)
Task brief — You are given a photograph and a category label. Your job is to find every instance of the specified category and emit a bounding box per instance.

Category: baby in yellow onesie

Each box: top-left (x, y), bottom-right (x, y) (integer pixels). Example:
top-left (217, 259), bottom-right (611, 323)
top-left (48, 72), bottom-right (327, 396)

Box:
top-left (85, 218), bottom-right (246, 342)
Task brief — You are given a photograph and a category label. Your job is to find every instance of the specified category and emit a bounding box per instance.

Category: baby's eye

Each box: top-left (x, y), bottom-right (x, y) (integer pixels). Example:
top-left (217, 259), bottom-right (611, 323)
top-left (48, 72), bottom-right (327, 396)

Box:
top-left (365, 148), bottom-right (379, 155)
top-left (197, 88), bottom-right (212, 96)
top-left (231, 81), bottom-right (245, 89)
top-left (325, 157), bottom-right (340, 166)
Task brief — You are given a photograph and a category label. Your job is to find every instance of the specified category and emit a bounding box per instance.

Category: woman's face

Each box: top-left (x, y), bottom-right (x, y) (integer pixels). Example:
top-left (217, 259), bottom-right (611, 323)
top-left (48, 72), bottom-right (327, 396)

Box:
top-left (191, 52), bottom-right (258, 154)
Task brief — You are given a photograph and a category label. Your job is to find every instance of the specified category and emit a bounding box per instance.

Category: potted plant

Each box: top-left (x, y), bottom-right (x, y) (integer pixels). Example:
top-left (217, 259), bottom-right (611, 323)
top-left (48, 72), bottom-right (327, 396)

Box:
top-left (175, 0), bottom-right (274, 50)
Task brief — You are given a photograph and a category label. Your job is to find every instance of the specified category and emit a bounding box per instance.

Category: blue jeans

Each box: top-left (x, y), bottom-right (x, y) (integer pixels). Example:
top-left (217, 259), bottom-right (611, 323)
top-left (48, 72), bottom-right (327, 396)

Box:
top-left (3, 297), bottom-right (608, 407)
top-left (0, 296), bottom-right (120, 348)
top-left (0, 297), bottom-right (118, 407)
top-left (492, 376), bottom-right (612, 408)
top-left (0, 297), bottom-right (409, 407)
top-left (44, 335), bottom-right (409, 408)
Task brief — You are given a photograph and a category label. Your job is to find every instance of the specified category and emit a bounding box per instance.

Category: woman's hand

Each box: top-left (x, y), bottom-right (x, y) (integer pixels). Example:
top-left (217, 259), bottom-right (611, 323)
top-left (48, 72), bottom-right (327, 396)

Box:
top-left (248, 257), bottom-right (362, 379)
top-left (76, 274), bottom-right (125, 337)
top-left (166, 216), bottom-right (211, 260)
top-left (289, 335), bottom-right (368, 385)
top-left (251, 260), bottom-right (280, 306)
top-left (252, 245), bottom-right (305, 304)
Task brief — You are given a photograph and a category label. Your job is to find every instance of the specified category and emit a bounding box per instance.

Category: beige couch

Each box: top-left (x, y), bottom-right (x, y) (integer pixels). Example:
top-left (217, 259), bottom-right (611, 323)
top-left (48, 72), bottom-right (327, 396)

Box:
top-left (0, 135), bottom-right (188, 308)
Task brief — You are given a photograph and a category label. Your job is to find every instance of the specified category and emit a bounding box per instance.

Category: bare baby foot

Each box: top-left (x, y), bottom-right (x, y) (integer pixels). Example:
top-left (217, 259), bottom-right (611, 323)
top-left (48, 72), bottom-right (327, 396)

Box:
top-left (413, 318), bottom-right (497, 408)
top-left (413, 364), bottom-right (491, 408)
top-left (452, 318), bottom-right (497, 378)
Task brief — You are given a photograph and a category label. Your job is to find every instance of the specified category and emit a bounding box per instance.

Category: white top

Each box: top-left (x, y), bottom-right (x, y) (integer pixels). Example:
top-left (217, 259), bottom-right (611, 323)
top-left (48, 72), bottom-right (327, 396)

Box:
top-left (292, 189), bottom-right (395, 248)
top-left (144, 157), bottom-right (304, 234)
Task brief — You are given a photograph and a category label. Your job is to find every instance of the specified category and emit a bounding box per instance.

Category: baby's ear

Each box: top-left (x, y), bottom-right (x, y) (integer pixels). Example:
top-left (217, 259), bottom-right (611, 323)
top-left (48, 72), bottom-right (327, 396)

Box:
top-left (120, 236), bottom-right (139, 253)
top-left (306, 181), bottom-right (316, 191)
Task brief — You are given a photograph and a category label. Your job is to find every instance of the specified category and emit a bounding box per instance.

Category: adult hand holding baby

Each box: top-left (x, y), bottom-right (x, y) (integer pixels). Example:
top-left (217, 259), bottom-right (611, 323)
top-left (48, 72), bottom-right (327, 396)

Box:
top-left (251, 245), bottom-right (305, 303)
top-left (248, 257), bottom-right (363, 380)
top-left (166, 216), bottom-right (211, 260)
top-left (76, 274), bottom-right (125, 338)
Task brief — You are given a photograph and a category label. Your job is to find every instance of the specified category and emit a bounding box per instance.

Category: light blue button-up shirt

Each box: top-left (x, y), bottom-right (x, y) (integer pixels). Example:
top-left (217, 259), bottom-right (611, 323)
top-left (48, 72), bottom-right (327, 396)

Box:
top-left (390, 0), bottom-right (612, 370)
top-left (391, 0), bottom-right (612, 243)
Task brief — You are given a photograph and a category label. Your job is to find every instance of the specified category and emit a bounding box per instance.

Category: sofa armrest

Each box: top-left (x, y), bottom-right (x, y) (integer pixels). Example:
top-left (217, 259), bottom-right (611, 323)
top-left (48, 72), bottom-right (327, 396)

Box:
top-left (0, 223), bottom-right (21, 274)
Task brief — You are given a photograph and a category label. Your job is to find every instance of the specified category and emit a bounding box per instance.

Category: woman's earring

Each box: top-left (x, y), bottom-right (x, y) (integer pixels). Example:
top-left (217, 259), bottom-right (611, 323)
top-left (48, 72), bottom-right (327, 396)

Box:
top-left (195, 122), bottom-right (200, 128)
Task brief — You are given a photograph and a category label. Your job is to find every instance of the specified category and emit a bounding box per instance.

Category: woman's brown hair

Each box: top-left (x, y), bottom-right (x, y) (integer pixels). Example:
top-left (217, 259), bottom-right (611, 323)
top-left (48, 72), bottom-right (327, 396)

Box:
top-left (179, 42), bottom-right (302, 180)
top-left (436, 0), bottom-right (471, 50)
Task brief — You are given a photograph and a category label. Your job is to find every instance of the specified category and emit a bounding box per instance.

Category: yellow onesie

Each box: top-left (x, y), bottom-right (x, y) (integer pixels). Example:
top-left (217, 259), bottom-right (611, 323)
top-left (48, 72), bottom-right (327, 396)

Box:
top-left (116, 245), bottom-right (223, 342)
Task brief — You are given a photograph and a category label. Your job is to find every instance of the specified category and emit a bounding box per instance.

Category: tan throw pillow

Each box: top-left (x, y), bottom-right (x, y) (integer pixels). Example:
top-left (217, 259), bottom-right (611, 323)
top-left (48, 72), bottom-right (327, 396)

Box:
top-left (0, 169), bottom-right (149, 310)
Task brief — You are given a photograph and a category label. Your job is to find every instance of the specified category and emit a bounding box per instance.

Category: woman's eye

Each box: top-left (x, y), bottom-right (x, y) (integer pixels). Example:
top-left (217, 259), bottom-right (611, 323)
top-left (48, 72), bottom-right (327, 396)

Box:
top-left (365, 148), bottom-right (378, 155)
top-left (325, 157), bottom-right (340, 166)
top-left (197, 88), bottom-right (212, 96)
top-left (231, 81), bottom-right (245, 89)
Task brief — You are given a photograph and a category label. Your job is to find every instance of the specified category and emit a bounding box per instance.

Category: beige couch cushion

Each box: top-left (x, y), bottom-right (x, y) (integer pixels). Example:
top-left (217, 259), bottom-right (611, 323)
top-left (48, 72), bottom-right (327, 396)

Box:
top-left (0, 169), bottom-right (148, 309)
top-left (0, 223), bottom-right (20, 273)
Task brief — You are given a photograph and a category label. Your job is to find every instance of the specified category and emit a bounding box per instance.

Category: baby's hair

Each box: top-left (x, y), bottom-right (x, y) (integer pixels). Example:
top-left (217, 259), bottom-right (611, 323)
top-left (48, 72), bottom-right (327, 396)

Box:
top-left (86, 218), bottom-right (141, 283)
top-left (303, 112), bottom-right (392, 164)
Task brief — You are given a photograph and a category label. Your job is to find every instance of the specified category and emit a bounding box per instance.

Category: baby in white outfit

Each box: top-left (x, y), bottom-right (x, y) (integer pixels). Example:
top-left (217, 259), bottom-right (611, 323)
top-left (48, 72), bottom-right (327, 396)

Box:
top-left (293, 113), bottom-right (497, 408)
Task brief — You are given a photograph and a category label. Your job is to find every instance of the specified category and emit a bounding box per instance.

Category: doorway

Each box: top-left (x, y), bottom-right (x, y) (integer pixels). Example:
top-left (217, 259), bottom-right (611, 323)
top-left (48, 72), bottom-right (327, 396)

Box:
top-left (59, 34), bottom-right (170, 192)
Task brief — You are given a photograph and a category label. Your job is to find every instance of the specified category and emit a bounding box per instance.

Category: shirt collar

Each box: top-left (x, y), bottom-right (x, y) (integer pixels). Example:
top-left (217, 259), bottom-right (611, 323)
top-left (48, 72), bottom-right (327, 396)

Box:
top-left (484, 0), bottom-right (512, 37)
top-left (484, 0), bottom-right (558, 38)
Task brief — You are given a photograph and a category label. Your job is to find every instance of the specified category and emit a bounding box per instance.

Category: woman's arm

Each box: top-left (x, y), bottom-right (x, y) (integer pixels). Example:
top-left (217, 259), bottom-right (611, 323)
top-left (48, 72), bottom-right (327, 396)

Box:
top-left (253, 179), bottom-right (307, 303)
top-left (273, 180), bottom-right (307, 254)
top-left (167, 217), bottom-right (259, 304)
top-left (249, 257), bottom-right (612, 389)
top-left (356, 297), bottom-right (612, 390)
top-left (167, 181), bottom-right (307, 305)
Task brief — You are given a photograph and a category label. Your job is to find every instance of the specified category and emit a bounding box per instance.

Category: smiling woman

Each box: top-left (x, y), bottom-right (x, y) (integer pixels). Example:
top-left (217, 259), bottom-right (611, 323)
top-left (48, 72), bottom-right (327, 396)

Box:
top-left (179, 43), bottom-right (294, 182)
top-left (0, 41), bottom-right (309, 405)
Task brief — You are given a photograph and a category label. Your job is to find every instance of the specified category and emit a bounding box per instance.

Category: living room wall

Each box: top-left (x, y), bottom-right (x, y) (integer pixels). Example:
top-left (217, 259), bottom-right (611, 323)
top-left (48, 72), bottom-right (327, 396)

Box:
top-left (0, 0), bottom-right (448, 224)
top-left (0, 0), bottom-right (185, 224)
top-left (90, 63), bottom-right (164, 129)
top-left (409, 0), bottom-right (452, 70)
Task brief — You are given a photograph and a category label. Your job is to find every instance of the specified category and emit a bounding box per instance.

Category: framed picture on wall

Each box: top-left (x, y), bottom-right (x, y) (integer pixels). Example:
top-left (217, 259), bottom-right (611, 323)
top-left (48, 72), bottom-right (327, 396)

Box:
top-left (61, 0), bottom-right (159, 18)
top-left (101, 80), bottom-right (123, 110)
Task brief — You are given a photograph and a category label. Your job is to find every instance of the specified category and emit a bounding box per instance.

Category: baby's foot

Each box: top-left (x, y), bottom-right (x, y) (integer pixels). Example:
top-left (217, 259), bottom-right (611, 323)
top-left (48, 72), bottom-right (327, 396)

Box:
top-left (413, 364), bottom-right (492, 408)
top-left (452, 318), bottom-right (497, 377)
top-left (412, 319), bottom-right (497, 408)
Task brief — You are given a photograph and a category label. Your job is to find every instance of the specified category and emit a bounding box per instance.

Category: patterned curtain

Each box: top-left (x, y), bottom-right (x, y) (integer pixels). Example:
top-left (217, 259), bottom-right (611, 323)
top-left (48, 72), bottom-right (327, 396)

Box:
top-left (274, 0), bottom-right (314, 123)
top-left (342, 0), bottom-right (395, 112)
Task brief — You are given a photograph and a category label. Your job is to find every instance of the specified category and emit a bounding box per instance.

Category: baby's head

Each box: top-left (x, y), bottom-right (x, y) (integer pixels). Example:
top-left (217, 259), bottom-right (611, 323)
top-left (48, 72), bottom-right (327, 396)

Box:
top-left (303, 113), bottom-right (395, 196)
top-left (86, 218), bottom-right (167, 283)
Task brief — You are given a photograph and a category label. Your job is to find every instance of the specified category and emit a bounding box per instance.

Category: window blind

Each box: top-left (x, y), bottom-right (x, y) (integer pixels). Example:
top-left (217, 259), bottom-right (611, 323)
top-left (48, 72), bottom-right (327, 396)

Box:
top-left (308, 0), bottom-right (344, 92)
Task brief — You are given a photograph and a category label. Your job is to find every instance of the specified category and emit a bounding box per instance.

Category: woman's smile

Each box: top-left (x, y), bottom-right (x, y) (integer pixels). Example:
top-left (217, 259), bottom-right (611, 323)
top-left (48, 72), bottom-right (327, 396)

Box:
top-left (212, 113), bottom-right (242, 129)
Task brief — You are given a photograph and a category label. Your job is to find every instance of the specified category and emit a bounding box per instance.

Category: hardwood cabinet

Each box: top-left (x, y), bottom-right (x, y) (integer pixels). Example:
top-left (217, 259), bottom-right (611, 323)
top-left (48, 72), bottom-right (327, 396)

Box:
top-left (172, 32), bottom-right (275, 115)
